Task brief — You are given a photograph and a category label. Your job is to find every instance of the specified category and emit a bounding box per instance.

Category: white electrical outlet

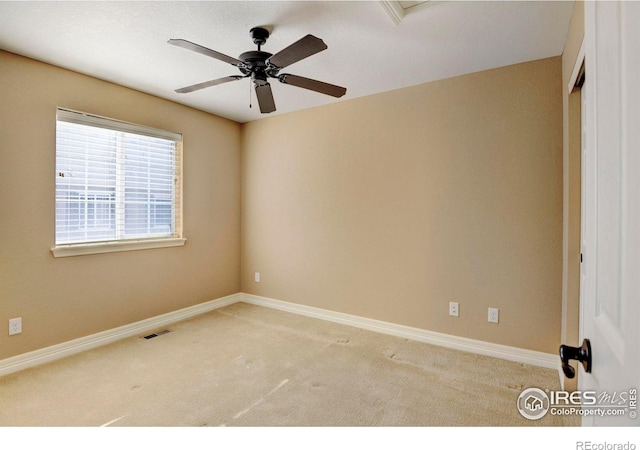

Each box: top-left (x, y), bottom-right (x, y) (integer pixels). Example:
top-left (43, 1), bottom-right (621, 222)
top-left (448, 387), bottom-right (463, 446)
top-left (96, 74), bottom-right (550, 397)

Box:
top-left (449, 302), bottom-right (459, 317)
top-left (9, 317), bottom-right (22, 335)
top-left (488, 308), bottom-right (499, 324)
top-left (254, 272), bottom-right (260, 283)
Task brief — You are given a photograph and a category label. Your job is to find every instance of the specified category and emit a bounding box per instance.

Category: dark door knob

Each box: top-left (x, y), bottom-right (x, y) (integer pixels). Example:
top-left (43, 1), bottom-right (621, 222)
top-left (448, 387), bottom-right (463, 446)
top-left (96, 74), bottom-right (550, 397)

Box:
top-left (559, 338), bottom-right (592, 379)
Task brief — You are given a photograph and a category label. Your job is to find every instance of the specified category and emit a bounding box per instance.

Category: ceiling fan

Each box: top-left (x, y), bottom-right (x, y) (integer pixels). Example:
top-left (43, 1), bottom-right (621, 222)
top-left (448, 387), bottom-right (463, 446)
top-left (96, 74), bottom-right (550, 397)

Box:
top-left (168, 27), bottom-right (347, 114)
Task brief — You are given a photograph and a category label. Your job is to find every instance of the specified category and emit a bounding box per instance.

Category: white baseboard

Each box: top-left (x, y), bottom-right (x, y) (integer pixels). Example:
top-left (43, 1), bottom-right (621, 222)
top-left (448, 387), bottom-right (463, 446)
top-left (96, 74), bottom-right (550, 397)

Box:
top-left (0, 291), bottom-right (559, 378)
top-left (239, 293), bottom-right (559, 370)
top-left (0, 293), bottom-right (242, 377)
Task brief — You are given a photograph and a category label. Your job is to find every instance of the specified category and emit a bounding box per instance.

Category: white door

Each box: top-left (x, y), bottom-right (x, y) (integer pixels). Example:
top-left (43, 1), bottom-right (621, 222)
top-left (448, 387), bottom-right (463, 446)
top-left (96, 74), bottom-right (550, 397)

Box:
top-left (579, 0), bottom-right (640, 426)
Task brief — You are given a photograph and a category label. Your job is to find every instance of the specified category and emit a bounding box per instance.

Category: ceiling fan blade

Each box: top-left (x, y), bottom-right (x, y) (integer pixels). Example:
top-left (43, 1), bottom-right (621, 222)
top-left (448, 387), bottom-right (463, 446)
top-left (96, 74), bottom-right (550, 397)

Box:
top-left (168, 39), bottom-right (244, 67)
top-left (175, 75), bottom-right (243, 94)
top-left (267, 35), bottom-right (327, 69)
top-left (255, 83), bottom-right (276, 113)
top-left (278, 74), bottom-right (346, 98)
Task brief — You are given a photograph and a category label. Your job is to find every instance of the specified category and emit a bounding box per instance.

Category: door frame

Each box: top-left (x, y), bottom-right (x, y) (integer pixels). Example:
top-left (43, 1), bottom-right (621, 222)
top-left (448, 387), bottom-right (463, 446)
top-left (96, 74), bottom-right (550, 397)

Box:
top-left (561, 39), bottom-right (585, 393)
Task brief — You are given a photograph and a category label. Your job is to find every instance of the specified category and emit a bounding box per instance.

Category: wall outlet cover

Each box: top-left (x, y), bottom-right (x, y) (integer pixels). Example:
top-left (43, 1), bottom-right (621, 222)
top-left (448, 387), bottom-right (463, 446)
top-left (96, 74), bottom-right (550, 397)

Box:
top-left (9, 317), bottom-right (22, 335)
top-left (488, 308), bottom-right (499, 324)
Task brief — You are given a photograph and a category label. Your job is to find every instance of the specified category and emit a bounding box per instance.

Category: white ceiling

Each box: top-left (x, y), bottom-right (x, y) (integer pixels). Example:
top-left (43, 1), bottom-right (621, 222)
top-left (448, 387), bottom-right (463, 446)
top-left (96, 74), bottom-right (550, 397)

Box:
top-left (0, 1), bottom-right (574, 123)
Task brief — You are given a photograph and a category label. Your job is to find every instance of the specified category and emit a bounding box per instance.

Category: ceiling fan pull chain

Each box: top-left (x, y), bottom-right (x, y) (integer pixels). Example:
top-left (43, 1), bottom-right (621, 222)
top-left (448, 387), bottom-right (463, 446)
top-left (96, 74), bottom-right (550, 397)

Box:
top-left (249, 80), bottom-right (252, 109)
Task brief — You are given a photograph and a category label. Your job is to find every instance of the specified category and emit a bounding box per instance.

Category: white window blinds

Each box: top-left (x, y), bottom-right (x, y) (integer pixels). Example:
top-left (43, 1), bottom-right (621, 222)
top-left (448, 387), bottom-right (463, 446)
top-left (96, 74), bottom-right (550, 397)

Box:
top-left (55, 108), bottom-right (182, 246)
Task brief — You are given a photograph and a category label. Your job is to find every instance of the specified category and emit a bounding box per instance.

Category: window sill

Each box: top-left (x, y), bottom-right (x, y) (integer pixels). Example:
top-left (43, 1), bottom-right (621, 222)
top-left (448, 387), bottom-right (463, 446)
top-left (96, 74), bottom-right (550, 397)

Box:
top-left (51, 237), bottom-right (187, 258)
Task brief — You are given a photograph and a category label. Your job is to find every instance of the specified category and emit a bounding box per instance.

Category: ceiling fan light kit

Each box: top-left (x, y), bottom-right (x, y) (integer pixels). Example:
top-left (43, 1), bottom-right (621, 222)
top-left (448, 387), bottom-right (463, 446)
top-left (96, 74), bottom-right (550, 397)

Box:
top-left (169, 27), bottom-right (347, 114)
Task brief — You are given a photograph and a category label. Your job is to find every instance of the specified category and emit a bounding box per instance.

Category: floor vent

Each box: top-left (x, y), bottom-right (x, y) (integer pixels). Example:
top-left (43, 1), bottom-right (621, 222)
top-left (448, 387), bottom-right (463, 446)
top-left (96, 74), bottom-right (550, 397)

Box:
top-left (140, 329), bottom-right (172, 340)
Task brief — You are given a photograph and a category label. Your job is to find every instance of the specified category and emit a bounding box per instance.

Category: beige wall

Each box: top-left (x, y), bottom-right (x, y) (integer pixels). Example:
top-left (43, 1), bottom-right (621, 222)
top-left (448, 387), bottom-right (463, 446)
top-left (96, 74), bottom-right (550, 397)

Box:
top-left (0, 51), bottom-right (241, 360)
top-left (561, 0), bottom-right (585, 391)
top-left (241, 57), bottom-right (563, 354)
top-left (0, 49), bottom-right (566, 360)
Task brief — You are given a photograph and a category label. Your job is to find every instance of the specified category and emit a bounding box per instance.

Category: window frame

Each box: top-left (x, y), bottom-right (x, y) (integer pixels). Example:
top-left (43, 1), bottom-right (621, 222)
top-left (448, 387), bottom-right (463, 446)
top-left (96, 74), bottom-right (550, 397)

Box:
top-left (51, 108), bottom-right (186, 258)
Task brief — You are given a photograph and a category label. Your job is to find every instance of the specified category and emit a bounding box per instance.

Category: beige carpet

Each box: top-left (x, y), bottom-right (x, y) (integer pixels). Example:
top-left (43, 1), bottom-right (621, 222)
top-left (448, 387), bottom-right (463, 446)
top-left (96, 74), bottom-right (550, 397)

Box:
top-left (0, 303), bottom-right (578, 427)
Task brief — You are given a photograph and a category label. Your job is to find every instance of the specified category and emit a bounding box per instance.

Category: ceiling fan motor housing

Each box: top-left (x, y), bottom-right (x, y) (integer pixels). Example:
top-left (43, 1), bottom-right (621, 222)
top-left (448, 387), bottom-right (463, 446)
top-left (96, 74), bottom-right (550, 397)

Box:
top-left (238, 50), bottom-right (278, 85)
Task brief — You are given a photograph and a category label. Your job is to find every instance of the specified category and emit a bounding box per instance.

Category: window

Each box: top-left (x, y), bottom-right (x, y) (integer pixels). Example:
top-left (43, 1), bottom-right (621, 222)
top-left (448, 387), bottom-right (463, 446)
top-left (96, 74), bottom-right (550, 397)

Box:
top-left (52, 108), bottom-right (185, 257)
